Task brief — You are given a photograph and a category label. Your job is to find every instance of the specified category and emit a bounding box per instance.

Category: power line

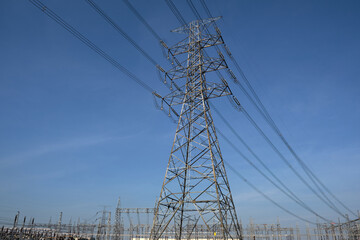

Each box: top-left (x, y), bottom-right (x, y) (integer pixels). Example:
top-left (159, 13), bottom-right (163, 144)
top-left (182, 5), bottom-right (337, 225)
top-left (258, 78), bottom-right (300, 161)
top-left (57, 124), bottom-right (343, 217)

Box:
top-left (172, 0), bottom-right (351, 220)
top-left (225, 63), bottom-right (348, 217)
top-left (199, 0), bottom-right (213, 18)
top-left (85, 0), bottom-right (182, 94)
top-left (223, 160), bottom-right (316, 225)
top-left (85, 0), bottom-right (159, 67)
top-left (122, 0), bottom-right (162, 42)
top-left (28, 0), bottom-right (155, 94)
top-left (121, 0), bottom-right (175, 65)
top-left (164, 0), bottom-right (187, 26)
top-left (211, 104), bottom-right (332, 223)
top-left (198, 0), bottom-right (356, 218)
top-left (223, 43), bottom-right (349, 217)
top-left (193, 0), bottom-right (354, 217)
top-left (87, 0), bottom-right (187, 94)
top-left (185, 0), bottom-right (337, 215)
top-left (85, 0), bottom-right (185, 120)
top-left (241, 107), bottom-right (347, 218)
top-left (186, 0), bottom-right (201, 21)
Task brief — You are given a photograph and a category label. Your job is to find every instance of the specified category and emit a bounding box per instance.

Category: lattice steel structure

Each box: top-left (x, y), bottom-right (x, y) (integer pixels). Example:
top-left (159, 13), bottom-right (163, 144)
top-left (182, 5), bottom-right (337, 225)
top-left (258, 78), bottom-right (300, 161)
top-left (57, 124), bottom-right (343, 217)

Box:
top-left (151, 17), bottom-right (242, 240)
top-left (114, 198), bottom-right (123, 240)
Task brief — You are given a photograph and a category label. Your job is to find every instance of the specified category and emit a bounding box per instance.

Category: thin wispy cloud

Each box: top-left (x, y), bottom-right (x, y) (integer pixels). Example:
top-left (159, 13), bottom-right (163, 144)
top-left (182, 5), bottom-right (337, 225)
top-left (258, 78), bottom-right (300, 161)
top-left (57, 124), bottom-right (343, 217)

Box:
top-left (0, 133), bottom-right (138, 167)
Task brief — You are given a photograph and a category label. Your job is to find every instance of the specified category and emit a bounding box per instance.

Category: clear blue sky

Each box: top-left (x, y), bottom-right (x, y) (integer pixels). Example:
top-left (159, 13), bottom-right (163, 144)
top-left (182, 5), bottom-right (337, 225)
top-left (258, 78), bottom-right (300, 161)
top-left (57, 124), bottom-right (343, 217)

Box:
top-left (0, 0), bottom-right (359, 227)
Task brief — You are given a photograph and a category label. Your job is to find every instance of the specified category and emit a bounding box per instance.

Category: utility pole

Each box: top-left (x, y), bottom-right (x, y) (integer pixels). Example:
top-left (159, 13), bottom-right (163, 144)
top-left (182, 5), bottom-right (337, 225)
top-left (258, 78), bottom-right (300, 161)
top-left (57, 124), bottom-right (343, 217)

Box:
top-left (151, 17), bottom-right (242, 240)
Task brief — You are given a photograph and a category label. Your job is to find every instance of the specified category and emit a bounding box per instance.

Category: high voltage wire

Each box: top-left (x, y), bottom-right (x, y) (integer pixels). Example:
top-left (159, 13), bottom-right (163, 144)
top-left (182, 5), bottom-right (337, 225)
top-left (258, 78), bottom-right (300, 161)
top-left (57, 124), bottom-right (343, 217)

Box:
top-left (122, 0), bottom-right (162, 42)
top-left (122, 0), bottom-right (183, 68)
top-left (216, 129), bottom-right (329, 224)
top-left (225, 73), bottom-right (347, 217)
top-left (172, 0), bottom-right (338, 217)
top-left (199, 0), bottom-right (213, 19)
top-left (120, 0), bottom-right (338, 224)
top-left (183, 0), bottom-right (353, 219)
top-left (211, 104), bottom-right (332, 223)
top-left (84, 0), bottom-right (180, 94)
top-left (28, 0), bottom-right (155, 94)
top-left (224, 45), bottom-right (348, 217)
top-left (187, 0), bottom-right (205, 22)
top-left (230, 72), bottom-right (348, 217)
top-left (84, 0), bottom-right (185, 110)
top-left (198, 0), bottom-right (356, 218)
top-left (186, 0), bottom-right (201, 21)
top-left (164, 0), bottom-right (187, 26)
top-left (85, 0), bottom-right (159, 67)
top-left (223, 161), bottom-right (316, 225)
top-left (241, 94), bottom-right (347, 218)
top-left (176, 0), bottom-right (353, 221)
top-left (86, 0), bottom-right (184, 91)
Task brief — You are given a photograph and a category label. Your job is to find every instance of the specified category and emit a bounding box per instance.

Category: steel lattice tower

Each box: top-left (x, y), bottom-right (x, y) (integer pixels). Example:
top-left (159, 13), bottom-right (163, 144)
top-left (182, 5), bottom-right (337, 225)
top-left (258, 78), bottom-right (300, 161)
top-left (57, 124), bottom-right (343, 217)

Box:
top-left (151, 17), bottom-right (242, 240)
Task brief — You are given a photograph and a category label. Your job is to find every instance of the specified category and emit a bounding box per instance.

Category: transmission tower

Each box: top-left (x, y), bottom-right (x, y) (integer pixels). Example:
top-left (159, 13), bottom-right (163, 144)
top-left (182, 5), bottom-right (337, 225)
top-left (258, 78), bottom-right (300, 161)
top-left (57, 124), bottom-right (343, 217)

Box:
top-left (151, 17), bottom-right (242, 240)
top-left (114, 198), bottom-right (122, 240)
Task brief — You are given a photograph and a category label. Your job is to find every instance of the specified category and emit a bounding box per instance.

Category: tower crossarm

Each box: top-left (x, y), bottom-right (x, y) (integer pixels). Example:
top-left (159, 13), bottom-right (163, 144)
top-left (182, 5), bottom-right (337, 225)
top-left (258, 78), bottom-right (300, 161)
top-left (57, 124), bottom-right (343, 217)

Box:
top-left (171, 17), bottom-right (222, 34)
top-left (168, 32), bottom-right (224, 56)
top-left (161, 53), bottom-right (227, 82)
top-left (153, 77), bottom-right (232, 118)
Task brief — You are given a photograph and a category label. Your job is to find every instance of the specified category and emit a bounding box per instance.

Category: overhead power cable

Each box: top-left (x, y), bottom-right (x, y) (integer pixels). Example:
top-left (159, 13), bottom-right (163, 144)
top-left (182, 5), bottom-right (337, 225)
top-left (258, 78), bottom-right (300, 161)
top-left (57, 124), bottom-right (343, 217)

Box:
top-left (185, 0), bottom-right (338, 215)
top-left (241, 107), bottom-right (347, 218)
top-left (122, 0), bottom-right (162, 42)
top-left (194, 0), bottom-right (356, 217)
top-left (122, 0), bottom-right (184, 68)
top-left (85, 0), bottom-right (158, 67)
top-left (227, 66), bottom-right (347, 217)
top-left (222, 40), bottom-right (346, 216)
top-left (28, 0), bottom-right (155, 94)
top-left (164, 0), bottom-right (187, 26)
top-left (186, 0), bottom-right (202, 21)
top-left (175, 0), bottom-right (349, 219)
top-left (222, 159), bottom-right (316, 225)
top-left (86, 0), bottom-right (183, 97)
top-left (199, 0), bottom-right (213, 18)
top-left (199, 0), bottom-right (356, 218)
top-left (211, 104), bottom-right (332, 223)
top-left (87, 0), bottom-right (181, 120)
top-left (86, 0), bottom-right (181, 91)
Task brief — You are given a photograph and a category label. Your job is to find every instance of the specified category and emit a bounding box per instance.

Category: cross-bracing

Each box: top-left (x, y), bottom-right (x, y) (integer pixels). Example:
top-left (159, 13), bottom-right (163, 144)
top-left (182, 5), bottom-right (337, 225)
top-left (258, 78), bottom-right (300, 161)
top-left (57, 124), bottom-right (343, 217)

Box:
top-left (151, 17), bottom-right (242, 240)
